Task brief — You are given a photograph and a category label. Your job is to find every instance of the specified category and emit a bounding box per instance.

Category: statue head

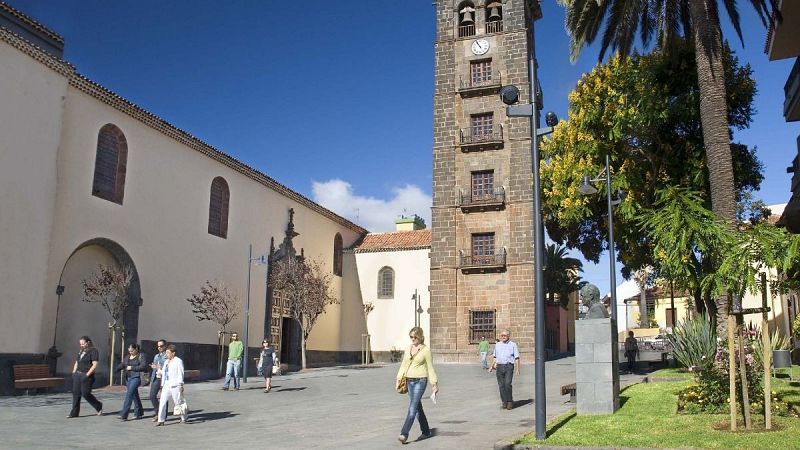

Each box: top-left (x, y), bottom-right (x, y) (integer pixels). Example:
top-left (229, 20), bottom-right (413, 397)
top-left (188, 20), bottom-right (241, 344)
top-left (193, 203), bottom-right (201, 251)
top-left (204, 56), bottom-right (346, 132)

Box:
top-left (579, 283), bottom-right (608, 319)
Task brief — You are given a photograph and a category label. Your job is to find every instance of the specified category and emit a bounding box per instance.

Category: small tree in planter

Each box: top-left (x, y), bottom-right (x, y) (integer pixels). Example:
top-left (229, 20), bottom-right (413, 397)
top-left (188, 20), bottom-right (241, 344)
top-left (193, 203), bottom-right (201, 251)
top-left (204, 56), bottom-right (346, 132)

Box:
top-left (363, 302), bottom-right (375, 364)
top-left (186, 280), bottom-right (240, 376)
top-left (82, 264), bottom-right (133, 386)
top-left (270, 257), bottom-right (338, 370)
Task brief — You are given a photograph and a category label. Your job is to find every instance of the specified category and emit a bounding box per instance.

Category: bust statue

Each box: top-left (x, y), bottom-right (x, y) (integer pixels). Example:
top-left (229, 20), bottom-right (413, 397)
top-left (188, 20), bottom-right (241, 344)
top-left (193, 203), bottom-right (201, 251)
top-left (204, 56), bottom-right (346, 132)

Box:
top-left (580, 283), bottom-right (608, 319)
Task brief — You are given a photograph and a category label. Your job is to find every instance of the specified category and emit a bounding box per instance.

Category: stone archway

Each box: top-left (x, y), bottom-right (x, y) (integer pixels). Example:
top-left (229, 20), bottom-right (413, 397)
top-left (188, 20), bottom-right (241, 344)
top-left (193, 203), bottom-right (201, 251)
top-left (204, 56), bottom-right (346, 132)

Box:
top-left (54, 238), bottom-right (141, 377)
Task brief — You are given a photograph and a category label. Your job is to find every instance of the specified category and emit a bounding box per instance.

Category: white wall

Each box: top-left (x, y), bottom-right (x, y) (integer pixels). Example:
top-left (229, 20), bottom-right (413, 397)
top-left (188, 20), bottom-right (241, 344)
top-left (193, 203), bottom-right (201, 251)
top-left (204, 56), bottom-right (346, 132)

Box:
top-left (0, 39), bottom-right (68, 353)
top-left (355, 248), bottom-right (430, 352)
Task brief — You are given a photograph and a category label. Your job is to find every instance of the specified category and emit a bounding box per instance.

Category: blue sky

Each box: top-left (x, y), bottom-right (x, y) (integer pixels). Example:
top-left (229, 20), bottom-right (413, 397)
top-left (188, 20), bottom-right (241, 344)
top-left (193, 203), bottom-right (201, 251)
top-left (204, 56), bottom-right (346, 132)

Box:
top-left (9, 0), bottom-right (797, 296)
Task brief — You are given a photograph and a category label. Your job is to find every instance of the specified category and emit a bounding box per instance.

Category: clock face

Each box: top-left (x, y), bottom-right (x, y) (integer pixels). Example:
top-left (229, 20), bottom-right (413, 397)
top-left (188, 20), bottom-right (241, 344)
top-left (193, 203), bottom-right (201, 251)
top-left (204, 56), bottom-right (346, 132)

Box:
top-left (471, 39), bottom-right (490, 55)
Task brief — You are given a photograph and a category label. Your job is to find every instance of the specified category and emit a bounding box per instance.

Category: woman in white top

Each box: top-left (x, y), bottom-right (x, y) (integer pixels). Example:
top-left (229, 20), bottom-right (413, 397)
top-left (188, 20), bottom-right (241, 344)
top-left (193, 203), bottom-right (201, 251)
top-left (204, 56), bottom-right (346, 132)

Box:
top-left (155, 344), bottom-right (186, 425)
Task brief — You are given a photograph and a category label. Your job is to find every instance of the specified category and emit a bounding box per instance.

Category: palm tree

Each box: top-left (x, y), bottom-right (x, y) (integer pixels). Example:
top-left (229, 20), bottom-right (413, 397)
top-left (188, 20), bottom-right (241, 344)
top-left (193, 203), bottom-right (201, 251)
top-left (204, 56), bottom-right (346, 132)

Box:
top-left (544, 244), bottom-right (586, 309)
top-left (557, 0), bottom-right (779, 328)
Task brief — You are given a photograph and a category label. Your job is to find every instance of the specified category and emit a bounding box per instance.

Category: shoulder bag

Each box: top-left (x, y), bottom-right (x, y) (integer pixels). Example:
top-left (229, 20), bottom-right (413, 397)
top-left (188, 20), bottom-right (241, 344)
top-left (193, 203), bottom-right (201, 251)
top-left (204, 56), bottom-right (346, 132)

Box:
top-left (396, 347), bottom-right (417, 394)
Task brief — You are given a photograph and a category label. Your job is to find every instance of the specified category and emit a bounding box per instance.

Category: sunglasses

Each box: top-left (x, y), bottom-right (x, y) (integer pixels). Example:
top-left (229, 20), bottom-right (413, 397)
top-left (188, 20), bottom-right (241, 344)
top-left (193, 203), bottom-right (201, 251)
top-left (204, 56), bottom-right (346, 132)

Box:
top-left (409, 336), bottom-right (419, 339)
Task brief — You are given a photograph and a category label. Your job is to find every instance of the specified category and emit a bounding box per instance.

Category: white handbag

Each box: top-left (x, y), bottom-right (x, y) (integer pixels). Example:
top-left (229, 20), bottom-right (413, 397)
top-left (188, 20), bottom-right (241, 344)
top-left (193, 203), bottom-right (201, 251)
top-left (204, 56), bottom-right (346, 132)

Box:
top-left (173, 393), bottom-right (188, 415)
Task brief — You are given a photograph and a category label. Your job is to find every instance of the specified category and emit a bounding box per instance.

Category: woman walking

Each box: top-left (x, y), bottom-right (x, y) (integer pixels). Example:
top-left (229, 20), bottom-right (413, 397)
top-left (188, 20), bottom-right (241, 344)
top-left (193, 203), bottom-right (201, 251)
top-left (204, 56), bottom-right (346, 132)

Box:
top-left (256, 339), bottom-right (276, 393)
top-left (155, 344), bottom-right (186, 425)
top-left (67, 336), bottom-right (103, 418)
top-left (395, 327), bottom-right (438, 444)
top-left (116, 343), bottom-right (148, 420)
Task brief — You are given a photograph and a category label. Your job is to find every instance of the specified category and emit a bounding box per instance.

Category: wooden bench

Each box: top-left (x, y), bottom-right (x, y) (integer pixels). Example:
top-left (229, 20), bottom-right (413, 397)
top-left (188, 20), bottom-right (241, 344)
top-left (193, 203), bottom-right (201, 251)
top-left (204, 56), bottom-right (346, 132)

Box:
top-left (13, 364), bottom-right (63, 393)
top-left (184, 369), bottom-right (200, 381)
top-left (560, 382), bottom-right (577, 403)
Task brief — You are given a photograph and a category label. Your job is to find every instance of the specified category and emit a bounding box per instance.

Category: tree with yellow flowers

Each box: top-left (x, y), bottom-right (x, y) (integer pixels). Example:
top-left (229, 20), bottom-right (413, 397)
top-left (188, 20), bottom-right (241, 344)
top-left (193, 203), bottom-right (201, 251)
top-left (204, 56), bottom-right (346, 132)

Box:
top-left (541, 40), bottom-right (764, 317)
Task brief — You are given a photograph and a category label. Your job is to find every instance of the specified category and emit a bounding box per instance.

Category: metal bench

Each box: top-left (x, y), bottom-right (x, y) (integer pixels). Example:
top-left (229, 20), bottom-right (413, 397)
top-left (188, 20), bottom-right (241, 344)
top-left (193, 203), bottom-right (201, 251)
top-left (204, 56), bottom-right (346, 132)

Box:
top-left (13, 364), bottom-right (63, 394)
top-left (560, 382), bottom-right (577, 403)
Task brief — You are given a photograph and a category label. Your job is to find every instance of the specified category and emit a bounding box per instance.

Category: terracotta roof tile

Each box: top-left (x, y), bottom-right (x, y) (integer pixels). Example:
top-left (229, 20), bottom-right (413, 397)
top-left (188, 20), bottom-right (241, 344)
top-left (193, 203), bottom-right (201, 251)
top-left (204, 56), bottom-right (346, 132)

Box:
top-left (354, 230), bottom-right (431, 253)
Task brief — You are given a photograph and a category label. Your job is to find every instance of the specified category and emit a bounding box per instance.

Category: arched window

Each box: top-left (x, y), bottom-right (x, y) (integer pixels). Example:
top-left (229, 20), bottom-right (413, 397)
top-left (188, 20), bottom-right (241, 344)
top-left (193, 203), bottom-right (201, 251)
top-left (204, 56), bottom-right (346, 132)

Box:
top-left (333, 233), bottom-right (343, 276)
top-left (378, 266), bottom-right (394, 299)
top-left (92, 124), bottom-right (128, 204)
top-left (208, 177), bottom-right (229, 238)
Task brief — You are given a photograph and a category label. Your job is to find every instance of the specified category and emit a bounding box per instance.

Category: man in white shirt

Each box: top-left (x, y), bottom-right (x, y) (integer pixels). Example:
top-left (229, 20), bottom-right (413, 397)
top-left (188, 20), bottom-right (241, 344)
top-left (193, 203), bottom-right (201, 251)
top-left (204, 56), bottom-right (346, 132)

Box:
top-left (155, 344), bottom-right (186, 425)
top-left (488, 329), bottom-right (520, 410)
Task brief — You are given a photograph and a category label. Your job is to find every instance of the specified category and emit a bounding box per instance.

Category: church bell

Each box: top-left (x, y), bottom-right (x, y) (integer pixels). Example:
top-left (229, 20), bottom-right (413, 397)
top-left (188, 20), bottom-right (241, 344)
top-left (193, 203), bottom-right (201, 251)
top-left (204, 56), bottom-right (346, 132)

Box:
top-left (460, 6), bottom-right (475, 23)
top-left (488, 2), bottom-right (501, 20)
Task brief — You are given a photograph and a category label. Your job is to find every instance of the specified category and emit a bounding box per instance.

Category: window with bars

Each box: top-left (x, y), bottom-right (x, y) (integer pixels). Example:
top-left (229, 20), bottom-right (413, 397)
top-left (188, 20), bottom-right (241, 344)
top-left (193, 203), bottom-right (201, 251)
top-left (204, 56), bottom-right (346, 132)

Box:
top-left (469, 310), bottom-right (496, 343)
top-left (92, 124), bottom-right (128, 204)
top-left (208, 177), bottom-right (230, 238)
top-left (333, 233), bottom-right (343, 277)
top-left (470, 60), bottom-right (491, 86)
top-left (471, 113), bottom-right (493, 138)
top-left (471, 170), bottom-right (494, 201)
top-left (378, 266), bottom-right (394, 299)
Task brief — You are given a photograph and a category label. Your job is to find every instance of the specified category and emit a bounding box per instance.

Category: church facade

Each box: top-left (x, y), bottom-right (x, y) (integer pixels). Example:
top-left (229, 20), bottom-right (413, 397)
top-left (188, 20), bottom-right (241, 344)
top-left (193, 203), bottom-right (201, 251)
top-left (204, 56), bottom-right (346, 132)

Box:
top-left (0, 3), bottom-right (373, 393)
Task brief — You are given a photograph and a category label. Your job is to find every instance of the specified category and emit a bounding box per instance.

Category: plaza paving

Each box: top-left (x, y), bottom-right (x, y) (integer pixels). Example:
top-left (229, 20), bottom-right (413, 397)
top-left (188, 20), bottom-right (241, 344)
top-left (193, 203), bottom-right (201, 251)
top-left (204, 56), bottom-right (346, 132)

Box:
top-left (0, 358), bottom-right (649, 449)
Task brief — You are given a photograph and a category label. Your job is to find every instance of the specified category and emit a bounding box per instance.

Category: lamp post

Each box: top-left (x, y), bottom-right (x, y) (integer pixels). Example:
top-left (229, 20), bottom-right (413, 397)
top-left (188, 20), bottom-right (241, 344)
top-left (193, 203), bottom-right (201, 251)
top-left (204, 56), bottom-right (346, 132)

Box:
top-left (499, 15), bottom-right (557, 440)
top-left (577, 154), bottom-right (621, 324)
top-left (244, 244), bottom-right (268, 384)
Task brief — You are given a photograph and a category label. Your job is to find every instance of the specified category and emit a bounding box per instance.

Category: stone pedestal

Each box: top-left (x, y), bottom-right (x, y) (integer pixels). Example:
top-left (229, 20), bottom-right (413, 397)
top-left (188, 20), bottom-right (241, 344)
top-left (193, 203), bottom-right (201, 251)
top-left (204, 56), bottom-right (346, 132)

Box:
top-left (575, 318), bottom-right (620, 414)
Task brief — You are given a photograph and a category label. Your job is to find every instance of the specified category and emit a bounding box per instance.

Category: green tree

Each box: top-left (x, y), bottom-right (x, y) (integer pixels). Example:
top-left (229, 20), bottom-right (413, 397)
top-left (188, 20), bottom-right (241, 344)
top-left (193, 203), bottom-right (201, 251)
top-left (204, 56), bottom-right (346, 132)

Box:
top-left (558, 0), bottom-right (779, 332)
top-left (639, 187), bottom-right (800, 327)
top-left (544, 243), bottom-right (586, 309)
top-left (541, 42), bottom-right (762, 279)
top-left (557, 0), bottom-right (778, 222)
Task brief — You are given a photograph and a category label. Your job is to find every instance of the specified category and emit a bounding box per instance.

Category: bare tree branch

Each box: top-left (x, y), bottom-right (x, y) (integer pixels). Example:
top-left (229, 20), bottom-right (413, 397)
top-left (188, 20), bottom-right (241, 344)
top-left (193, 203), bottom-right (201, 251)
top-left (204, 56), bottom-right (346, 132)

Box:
top-left (82, 264), bottom-right (133, 324)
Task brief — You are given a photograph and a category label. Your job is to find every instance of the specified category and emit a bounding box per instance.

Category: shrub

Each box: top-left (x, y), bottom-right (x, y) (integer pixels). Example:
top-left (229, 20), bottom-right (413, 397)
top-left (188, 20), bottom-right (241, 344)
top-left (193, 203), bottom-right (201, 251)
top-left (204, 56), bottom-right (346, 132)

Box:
top-left (668, 313), bottom-right (716, 370)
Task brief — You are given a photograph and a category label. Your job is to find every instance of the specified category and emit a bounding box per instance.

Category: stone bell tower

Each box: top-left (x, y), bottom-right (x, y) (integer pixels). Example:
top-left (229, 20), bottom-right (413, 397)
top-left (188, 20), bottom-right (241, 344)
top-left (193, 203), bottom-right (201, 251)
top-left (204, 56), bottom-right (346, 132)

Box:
top-left (429, 0), bottom-right (540, 361)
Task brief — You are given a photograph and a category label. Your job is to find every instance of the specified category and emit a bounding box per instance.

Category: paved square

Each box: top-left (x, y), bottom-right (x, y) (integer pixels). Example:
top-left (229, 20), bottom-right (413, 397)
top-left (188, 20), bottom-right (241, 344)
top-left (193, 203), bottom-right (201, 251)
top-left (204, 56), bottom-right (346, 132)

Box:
top-left (0, 358), bottom-right (646, 449)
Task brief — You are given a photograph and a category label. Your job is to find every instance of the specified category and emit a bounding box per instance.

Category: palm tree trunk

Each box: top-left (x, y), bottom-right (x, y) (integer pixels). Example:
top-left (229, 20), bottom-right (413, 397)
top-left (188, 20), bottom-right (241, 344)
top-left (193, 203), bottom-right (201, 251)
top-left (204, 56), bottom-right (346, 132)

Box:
top-left (689, 0), bottom-right (737, 335)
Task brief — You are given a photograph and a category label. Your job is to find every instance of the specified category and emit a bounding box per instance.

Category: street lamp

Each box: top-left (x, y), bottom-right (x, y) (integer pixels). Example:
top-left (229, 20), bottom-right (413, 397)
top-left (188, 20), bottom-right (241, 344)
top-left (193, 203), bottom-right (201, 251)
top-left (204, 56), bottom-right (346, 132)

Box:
top-left (244, 244), bottom-right (268, 383)
top-left (500, 33), bottom-right (557, 444)
top-left (578, 154), bottom-right (623, 324)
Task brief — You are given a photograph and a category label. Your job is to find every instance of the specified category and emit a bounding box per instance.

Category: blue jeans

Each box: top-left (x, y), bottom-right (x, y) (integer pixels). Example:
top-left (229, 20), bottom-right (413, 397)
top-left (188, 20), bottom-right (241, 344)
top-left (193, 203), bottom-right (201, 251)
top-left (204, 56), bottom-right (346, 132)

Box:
top-left (480, 352), bottom-right (488, 369)
top-left (400, 378), bottom-right (430, 437)
top-left (119, 377), bottom-right (143, 418)
top-left (224, 359), bottom-right (241, 388)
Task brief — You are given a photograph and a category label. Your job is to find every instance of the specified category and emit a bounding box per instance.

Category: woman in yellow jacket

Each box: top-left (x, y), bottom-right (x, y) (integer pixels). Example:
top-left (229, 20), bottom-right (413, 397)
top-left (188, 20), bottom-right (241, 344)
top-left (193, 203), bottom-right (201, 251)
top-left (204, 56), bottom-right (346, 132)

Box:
top-left (395, 326), bottom-right (439, 444)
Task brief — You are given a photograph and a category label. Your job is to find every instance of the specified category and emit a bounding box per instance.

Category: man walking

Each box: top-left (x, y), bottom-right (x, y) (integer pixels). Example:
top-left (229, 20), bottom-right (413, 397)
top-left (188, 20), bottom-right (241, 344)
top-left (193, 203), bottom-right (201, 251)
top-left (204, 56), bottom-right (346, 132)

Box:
top-left (477, 336), bottom-right (490, 370)
top-left (488, 329), bottom-right (520, 410)
top-left (624, 331), bottom-right (639, 374)
top-left (222, 332), bottom-right (244, 390)
top-left (148, 339), bottom-right (168, 420)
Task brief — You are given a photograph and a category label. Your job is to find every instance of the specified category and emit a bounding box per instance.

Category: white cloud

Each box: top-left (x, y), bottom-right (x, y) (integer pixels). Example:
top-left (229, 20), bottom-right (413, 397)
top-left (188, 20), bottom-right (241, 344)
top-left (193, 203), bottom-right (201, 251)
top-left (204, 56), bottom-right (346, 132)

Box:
top-left (312, 179), bottom-right (431, 232)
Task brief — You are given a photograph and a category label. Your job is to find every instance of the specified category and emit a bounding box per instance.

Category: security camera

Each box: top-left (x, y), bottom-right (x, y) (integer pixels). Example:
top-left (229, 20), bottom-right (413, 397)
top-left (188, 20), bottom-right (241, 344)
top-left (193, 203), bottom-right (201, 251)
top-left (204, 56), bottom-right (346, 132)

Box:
top-left (544, 111), bottom-right (558, 127)
top-left (499, 85), bottom-right (520, 105)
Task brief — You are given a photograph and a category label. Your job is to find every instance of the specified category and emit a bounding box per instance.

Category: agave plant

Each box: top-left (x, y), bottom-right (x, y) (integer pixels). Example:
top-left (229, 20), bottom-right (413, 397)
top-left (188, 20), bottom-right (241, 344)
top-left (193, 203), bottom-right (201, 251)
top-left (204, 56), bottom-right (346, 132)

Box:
top-left (668, 314), bottom-right (717, 371)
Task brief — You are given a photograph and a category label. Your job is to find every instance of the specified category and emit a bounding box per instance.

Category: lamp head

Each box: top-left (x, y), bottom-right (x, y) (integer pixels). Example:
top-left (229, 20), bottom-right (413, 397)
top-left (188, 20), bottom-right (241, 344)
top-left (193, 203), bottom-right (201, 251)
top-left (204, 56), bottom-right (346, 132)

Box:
top-left (544, 111), bottom-right (558, 127)
top-left (577, 176), bottom-right (598, 195)
top-left (499, 85), bottom-right (520, 105)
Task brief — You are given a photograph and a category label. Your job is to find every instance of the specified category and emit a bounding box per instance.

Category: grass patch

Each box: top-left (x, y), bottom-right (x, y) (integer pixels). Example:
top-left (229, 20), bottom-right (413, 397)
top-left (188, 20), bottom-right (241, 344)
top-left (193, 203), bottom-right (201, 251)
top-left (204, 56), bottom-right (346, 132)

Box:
top-left (648, 367), bottom-right (694, 380)
top-left (518, 369), bottom-right (800, 449)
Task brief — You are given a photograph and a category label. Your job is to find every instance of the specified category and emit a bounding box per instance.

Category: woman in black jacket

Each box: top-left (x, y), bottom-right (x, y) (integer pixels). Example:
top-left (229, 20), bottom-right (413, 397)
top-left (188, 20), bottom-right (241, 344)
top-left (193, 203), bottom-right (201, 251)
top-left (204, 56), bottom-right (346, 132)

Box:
top-left (116, 343), bottom-right (149, 420)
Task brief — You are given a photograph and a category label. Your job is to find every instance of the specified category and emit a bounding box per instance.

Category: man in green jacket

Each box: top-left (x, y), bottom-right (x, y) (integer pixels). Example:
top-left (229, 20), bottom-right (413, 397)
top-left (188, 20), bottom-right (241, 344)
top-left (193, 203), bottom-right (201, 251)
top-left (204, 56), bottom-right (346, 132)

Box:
top-left (222, 332), bottom-right (244, 390)
top-left (478, 336), bottom-right (490, 370)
